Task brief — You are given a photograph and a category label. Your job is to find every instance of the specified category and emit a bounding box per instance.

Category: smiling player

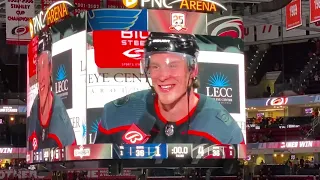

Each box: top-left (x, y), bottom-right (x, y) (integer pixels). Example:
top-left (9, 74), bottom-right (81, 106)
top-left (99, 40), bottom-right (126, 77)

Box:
top-left (95, 32), bottom-right (244, 145)
top-left (27, 30), bottom-right (76, 151)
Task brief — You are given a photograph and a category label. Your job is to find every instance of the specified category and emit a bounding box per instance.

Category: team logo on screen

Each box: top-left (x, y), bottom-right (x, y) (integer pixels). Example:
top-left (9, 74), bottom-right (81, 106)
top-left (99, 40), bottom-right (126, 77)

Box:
top-left (169, 12), bottom-right (187, 31)
top-left (206, 73), bottom-right (233, 105)
top-left (122, 124), bottom-right (150, 144)
top-left (32, 137), bottom-right (38, 151)
top-left (206, 16), bottom-right (244, 39)
top-left (52, 49), bottom-right (73, 109)
top-left (266, 97), bottom-right (288, 106)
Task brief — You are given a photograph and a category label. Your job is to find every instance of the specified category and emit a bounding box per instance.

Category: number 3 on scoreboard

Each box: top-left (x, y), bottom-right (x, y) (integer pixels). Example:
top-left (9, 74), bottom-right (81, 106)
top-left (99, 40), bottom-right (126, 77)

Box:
top-left (198, 146), bottom-right (204, 156)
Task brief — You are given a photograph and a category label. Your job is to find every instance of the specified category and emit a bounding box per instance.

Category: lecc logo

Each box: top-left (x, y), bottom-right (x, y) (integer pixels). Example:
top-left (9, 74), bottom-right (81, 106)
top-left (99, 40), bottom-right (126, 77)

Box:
top-left (55, 65), bottom-right (68, 95)
top-left (206, 72), bottom-right (233, 104)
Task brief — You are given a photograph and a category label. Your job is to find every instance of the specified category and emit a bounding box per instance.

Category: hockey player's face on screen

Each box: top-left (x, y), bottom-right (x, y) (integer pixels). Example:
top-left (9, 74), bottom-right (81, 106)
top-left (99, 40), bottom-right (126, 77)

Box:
top-left (37, 52), bottom-right (51, 107)
top-left (149, 53), bottom-right (190, 105)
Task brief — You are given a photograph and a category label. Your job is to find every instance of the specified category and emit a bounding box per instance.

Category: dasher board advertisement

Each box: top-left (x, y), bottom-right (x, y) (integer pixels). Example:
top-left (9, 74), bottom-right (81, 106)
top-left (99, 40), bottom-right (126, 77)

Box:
top-left (26, 14), bottom-right (87, 152)
top-left (88, 30), bottom-right (246, 160)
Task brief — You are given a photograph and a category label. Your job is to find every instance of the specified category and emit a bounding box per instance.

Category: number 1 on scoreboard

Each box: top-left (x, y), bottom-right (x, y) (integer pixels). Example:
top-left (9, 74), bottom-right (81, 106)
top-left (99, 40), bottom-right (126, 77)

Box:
top-left (155, 146), bottom-right (161, 157)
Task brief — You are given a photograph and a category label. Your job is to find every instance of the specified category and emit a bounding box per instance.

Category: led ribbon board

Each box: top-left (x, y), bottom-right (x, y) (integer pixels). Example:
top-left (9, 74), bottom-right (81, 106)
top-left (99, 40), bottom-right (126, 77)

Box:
top-left (29, 1), bottom-right (74, 38)
top-left (122, 0), bottom-right (227, 14)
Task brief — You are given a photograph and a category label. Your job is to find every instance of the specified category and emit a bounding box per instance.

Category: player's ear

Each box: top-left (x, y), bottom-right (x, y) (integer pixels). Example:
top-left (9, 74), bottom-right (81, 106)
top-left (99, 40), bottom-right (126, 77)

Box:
top-left (191, 64), bottom-right (198, 78)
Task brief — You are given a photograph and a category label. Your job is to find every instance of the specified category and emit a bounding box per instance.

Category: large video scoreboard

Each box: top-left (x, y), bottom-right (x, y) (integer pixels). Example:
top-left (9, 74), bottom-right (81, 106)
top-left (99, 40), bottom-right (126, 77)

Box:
top-left (27, 143), bottom-right (241, 163)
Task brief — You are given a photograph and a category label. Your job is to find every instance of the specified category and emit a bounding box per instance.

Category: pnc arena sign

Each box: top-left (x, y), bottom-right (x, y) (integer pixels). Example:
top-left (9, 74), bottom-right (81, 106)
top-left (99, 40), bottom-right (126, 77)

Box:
top-left (122, 0), bottom-right (227, 13)
top-left (29, 1), bottom-right (74, 38)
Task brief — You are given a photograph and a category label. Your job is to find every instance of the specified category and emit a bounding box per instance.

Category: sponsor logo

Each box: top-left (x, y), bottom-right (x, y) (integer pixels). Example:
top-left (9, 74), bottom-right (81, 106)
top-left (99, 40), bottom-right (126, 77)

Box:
top-left (0, 106), bottom-right (18, 113)
top-left (122, 124), bottom-right (150, 144)
top-left (0, 148), bottom-right (13, 154)
top-left (29, 1), bottom-right (73, 37)
top-left (55, 65), bottom-right (69, 96)
top-left (52, 49), bottom-right (73, 109)
top-left (11, 25), bottom-right (29, 36)
top-left (94, 30), bottom-right (149, 68)
top-left (265, 97), bottom-right (288, 106)
top-left (206, 72), bottom-right (233, 104)
top-left (123, 0), bottom-right (138, 8)
top-left (280, 141), bottom-right (313, 148)
top-left (123, 48), bottom-right (145, 60)
top-left (121, 31), bottom-right (149, 60)
top-left (74, 145), bottom-right (90, 159)
top-left (125, 0), bottom-right (226, 13)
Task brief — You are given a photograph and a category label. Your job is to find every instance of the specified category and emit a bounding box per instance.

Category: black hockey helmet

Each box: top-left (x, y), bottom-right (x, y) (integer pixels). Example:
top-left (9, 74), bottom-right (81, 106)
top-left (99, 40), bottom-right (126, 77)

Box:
top-left (37, 30), bottom-right (52, 55)
top-left (141, 32), bottom-right (199, 74)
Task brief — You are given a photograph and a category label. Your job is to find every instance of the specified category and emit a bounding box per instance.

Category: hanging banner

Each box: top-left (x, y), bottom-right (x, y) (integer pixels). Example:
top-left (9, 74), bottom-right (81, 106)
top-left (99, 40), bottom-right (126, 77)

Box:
top-left (310, 0), bottom-right (320, 23)
top-left (74, 0), bottom-right (100, 14)
top-left (41, 0), bottom-right (59, 10)
top-left (285, 0), bottom-right (302, 30)
top-left (106, 0), bottom-right (126, 8)
top-left (5, 0), bottom-right (35, 45)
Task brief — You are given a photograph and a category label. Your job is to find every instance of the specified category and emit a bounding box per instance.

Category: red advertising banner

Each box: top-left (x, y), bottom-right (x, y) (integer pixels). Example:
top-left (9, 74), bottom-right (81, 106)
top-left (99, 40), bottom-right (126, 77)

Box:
top-left (310, 0), bottom-right (320, 23)
top-left (93, 30), bottom-right (150, 68)
top-left (65, 144), bottom-right (113, 161)
top-left (41, 0), bottom-right (59, 10)
top-left (27, 36), bottom-right (38, 78)
top-left (285, 0), bottom-right (302, 30)
top-left (74, 0), bottom-right (100, 14)
top-left (106, 0), bottom-right (126, 8)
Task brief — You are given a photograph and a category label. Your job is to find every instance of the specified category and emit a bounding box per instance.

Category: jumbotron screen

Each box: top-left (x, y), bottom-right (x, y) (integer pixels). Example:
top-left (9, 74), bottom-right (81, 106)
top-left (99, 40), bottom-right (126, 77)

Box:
top-left (26, 8), bottom-right (246, 163)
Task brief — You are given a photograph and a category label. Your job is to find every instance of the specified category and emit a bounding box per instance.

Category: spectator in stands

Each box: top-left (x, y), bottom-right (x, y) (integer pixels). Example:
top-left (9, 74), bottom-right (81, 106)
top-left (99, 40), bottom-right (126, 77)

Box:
top-left (253, 77), bottom-right (257, 85)
top-left (314, 72), bottom-right (319, 81)
top-left (262, 86), bottom-right (271, 97)
top-left (274, 63), bottom-right (280, 71)
top-left (300, 157), bottom-right (305, 168)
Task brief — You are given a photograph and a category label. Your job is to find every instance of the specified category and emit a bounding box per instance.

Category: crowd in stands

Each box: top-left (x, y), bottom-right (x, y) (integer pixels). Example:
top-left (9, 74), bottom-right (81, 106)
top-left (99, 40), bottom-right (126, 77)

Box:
top-left (246, 39), bottom-right (320, 98)
top-left (246, 115), bottom-right (319, 143)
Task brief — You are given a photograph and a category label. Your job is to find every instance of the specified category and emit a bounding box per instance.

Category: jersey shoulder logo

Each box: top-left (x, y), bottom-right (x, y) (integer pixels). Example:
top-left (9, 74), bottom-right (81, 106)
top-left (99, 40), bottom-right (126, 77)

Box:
top-left (216, 110), bottom-right (232, 126)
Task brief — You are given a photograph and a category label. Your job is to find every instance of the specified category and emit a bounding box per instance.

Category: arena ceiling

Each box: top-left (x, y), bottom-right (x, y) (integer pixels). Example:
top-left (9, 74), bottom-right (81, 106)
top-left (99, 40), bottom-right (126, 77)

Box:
top-left (0, 0), bottom-right (318, 33)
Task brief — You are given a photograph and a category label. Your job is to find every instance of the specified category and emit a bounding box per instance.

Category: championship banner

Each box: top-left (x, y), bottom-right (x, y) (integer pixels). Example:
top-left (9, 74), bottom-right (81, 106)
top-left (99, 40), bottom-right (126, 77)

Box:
top-left (41, 0), bottom-right (57, 10)
top-left (5, 0), bottom-right (34, 45)
top-left (74, 0), bottom-right (100, 14)
top-left (285, 0), bottom-right (302, 30)
top-left (106, 0), bottom-right (126, 8)
top-left (310, 0), bottom-right (320, 23)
